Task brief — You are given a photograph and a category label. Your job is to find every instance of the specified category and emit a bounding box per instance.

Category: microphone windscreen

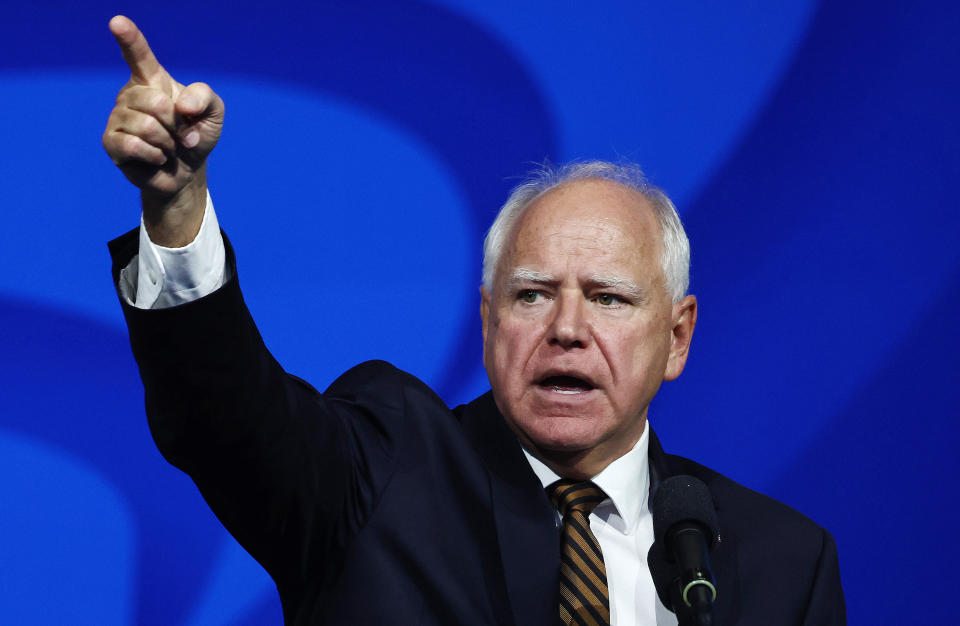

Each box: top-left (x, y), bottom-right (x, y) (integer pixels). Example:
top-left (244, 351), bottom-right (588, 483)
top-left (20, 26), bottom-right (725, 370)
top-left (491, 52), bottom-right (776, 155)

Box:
top-left (652, 475), bottom-right (719, 548)
top-left (646, 539), bottom-right (678, 609)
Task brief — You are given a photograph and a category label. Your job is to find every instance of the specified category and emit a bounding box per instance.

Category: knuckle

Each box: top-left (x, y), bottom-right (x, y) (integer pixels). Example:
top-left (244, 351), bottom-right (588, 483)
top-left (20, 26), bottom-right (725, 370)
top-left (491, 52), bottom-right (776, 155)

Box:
top-left (148, 91), bottom-right (169, 113)
top-left (104, 134), bottom-right (123, 159)
top-left (121, 133), bottom-right (141, 156)
top-left (121, 83), bottom-right (146, 101)
top-left (158, 97), bottom-right (174, 116)
top-left (140, 115), bottom-right (161, 137)
top-left (125, 114), bottom-right (146, 136)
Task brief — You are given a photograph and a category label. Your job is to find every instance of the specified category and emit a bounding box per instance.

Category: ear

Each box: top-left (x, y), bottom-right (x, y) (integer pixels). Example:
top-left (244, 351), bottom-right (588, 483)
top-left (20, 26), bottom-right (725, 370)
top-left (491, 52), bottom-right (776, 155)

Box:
top-left (663, 295), bottom-right (697, 381)
top-left (480, 286), bottom-right (491, 345)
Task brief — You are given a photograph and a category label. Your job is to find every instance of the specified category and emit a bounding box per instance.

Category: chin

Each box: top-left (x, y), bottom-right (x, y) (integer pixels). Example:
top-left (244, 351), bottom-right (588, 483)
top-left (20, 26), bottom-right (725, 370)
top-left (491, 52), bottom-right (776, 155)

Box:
top-left (520, 414), bottom-right (608, 453)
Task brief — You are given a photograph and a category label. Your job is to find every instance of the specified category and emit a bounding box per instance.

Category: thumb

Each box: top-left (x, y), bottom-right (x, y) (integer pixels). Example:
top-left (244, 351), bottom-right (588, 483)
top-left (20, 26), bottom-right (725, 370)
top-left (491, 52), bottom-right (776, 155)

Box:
top-left (175, 82), bottom-right (223, 119)
top-left (175, 82), bottom-right (224, 148)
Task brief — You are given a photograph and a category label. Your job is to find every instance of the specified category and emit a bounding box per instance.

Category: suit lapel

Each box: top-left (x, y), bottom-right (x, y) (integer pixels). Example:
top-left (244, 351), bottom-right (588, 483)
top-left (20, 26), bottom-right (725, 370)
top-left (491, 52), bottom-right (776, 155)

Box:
top-left (457, 403), bottom-right (741, 626)
top-left (647, 426), bottom-right (672, 494)
top-left (457, 392), bottom-right (560, 626)
top-left (648, 427), bottom-right (741, 624)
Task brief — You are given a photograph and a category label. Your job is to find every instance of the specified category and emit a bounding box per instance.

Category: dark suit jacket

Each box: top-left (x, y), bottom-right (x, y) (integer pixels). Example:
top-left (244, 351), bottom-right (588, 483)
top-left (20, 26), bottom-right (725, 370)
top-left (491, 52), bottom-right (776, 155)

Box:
top-left (111, 230), bottom-right (845, 625)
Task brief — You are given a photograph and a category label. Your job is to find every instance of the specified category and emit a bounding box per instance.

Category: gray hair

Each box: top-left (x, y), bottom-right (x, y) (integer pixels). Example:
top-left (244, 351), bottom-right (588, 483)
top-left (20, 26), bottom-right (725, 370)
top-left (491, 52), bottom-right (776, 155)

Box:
top-left (481, 161), bottom-right (691, 302)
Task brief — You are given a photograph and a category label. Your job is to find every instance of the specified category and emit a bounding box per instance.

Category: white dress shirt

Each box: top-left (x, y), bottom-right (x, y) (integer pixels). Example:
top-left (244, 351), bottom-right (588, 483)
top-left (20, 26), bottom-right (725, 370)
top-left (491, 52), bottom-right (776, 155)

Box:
top-left (123, 196), bottom-right (677, 624)
top-left (524, 426), bottom-right (677, 625)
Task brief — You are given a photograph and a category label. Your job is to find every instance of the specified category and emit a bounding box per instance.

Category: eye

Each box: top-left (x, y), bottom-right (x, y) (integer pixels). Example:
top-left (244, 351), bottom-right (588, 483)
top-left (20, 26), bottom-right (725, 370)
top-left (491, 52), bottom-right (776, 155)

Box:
top-left (519, 289), bottom-right (541, 303)
top-left (595, 293), bottom-right (621, 306)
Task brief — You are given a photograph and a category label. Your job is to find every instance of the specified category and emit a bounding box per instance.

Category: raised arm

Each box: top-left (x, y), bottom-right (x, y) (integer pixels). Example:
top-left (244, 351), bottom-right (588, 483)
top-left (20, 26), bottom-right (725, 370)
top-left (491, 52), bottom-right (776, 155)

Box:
top-left (102, 19), bottom-right (397, 593)
top-left (102, 15), bottom-right (224, 247)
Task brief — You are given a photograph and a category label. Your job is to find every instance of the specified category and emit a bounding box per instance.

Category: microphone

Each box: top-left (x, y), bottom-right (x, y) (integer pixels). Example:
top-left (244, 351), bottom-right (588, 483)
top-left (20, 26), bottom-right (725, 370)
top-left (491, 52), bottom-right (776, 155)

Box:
top-left (647, 475), bottom-right (720, 626)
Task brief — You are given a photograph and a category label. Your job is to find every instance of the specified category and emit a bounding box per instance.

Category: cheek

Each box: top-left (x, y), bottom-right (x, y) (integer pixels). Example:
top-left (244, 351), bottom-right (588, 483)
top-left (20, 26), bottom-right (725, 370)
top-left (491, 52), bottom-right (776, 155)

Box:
top-left (606, 325), bottom-right (671, 377)
top-left (489, 320), bottom-right (540, 376)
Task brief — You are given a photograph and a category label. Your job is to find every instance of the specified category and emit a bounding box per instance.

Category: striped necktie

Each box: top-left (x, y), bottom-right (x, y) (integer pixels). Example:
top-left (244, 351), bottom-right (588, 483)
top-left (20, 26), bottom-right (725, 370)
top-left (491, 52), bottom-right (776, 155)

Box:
top-left (548, 480), bottom-right (611, 626)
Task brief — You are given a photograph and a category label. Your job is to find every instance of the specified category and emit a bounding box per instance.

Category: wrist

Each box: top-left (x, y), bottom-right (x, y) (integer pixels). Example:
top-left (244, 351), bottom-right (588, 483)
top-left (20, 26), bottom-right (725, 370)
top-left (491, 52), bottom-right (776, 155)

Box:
top-left (142, 166), bottom-right (208, 247)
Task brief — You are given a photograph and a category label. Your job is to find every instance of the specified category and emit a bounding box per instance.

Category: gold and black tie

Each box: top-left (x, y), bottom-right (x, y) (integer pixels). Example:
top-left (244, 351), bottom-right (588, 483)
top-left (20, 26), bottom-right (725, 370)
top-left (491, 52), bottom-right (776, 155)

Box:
top-left (548, 480), bottom-right (611, 626)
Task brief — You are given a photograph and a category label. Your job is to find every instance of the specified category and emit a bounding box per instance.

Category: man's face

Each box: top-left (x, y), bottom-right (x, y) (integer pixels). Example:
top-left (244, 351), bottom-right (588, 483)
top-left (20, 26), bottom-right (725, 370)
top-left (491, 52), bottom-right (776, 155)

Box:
top-left (481, 179), bottom-right (696, 475)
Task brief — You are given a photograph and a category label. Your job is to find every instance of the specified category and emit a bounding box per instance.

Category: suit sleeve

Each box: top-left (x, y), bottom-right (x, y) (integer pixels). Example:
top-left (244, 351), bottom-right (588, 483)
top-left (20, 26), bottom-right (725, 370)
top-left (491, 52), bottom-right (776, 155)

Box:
top-left (802, 529), bottom-right (847, 625)
top-left (109, 228), bottom-right (402, 589)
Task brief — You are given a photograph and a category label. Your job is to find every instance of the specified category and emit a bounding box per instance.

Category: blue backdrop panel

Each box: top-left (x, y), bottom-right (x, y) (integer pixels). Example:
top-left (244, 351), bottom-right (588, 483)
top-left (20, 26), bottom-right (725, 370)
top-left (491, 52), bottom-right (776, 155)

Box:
top-left (0, 1), bottom-right (957, 623)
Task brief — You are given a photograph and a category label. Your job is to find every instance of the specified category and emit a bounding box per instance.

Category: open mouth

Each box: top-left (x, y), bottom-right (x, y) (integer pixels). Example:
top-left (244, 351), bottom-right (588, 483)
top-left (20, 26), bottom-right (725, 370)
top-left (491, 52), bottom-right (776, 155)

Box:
top-left (537, 375), bottom-right (595, 394)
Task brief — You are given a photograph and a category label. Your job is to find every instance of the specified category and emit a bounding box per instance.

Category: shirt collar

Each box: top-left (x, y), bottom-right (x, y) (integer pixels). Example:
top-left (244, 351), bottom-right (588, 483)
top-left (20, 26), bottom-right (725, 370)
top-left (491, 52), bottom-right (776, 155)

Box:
top-left (522, 422), bottom-right (650, 535)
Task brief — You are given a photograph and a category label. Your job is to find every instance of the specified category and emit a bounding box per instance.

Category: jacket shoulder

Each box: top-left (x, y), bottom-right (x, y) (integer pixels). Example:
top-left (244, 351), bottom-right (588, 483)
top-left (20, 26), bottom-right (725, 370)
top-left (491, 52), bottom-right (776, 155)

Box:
top-left (665, 454), bottom-right (845, 624)
top-left (325, 360), bottom-right (448, 409)
top-left (666, 454), bottom-right (827, 540)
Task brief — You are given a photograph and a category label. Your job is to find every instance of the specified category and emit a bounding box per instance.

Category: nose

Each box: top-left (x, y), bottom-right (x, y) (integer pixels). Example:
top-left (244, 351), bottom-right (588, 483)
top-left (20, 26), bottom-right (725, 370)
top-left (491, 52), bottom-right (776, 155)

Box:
top-left (548, 291), bottom-right (590, 349)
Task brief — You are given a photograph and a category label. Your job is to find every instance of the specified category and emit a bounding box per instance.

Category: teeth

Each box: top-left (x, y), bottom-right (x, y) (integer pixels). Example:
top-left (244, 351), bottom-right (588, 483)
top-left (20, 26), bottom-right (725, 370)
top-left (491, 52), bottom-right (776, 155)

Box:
top-left (546, 385), bottom-right (589, 394)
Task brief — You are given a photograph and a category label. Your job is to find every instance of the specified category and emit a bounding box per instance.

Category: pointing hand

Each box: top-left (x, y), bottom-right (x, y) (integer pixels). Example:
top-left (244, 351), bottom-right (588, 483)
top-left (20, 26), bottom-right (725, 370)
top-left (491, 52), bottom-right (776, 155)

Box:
top-left (103, 15), bottom-right (224, 195)
top-left (102, 16), bottom-right (224, 243)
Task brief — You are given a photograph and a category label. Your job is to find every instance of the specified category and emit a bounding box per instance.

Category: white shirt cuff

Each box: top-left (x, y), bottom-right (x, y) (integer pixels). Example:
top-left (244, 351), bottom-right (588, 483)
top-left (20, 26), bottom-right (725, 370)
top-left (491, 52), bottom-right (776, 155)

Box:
top-left (118, 190), bottom-right (227, 309)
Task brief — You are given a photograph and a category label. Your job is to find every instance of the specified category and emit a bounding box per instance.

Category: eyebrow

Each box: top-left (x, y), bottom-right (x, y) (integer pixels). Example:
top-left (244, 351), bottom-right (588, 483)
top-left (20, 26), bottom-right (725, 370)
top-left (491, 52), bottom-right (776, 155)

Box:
top-left (505, 268), bottom-right (647, 302)
top-left (585, 275), bottom-right (647, 302)
top-left (505, 268), bottom-right (556, 289)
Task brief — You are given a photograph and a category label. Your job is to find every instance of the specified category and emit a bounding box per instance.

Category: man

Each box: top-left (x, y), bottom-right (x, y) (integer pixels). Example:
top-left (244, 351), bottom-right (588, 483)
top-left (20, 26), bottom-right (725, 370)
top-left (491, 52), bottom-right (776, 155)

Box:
top-left (103, 16), bottom-right (845, 625)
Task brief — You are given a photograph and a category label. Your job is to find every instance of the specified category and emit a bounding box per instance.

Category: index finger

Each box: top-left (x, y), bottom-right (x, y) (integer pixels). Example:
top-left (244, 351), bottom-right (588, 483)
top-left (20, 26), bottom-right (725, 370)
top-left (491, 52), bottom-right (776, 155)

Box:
top-left (109, 15), bottom-right (164, 85)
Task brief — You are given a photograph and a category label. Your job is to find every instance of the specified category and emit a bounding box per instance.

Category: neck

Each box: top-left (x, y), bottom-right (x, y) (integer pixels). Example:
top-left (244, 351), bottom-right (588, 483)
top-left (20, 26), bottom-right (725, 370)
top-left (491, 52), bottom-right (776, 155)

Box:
top-left (523, 420), bottom-right (647, 480)
top-left (536, 450), bottom-right (608, 481)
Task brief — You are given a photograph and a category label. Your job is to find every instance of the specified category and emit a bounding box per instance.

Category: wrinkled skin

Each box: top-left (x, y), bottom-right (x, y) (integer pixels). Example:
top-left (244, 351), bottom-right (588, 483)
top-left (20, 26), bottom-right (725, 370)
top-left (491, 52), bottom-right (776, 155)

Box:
top-left (481, 179), bottom-right (697, 479)
top-left (102, 16), bottom-right (223, 246)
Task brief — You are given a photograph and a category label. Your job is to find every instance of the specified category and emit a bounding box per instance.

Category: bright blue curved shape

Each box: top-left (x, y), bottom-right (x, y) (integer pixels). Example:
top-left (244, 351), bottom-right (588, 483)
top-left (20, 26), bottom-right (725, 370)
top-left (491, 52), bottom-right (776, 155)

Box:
top-left (0, 430), bottom-right (135, 624)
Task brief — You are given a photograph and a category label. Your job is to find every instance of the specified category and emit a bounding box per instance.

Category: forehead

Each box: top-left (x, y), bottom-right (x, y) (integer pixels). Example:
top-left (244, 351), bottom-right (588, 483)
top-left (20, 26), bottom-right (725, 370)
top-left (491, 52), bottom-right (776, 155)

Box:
top-left (503, 178), bottom-right (662, 276)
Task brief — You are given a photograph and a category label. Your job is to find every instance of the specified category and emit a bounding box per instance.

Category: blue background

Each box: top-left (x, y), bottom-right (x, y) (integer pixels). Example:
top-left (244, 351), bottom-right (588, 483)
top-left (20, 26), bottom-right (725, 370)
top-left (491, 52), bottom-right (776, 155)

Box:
top-left (1, 1), bottom-right (958, 623)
